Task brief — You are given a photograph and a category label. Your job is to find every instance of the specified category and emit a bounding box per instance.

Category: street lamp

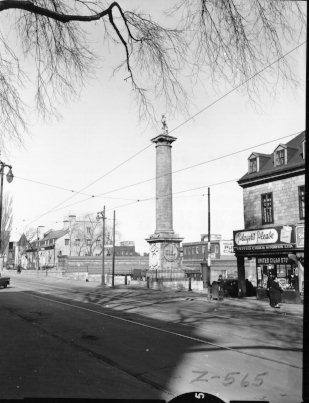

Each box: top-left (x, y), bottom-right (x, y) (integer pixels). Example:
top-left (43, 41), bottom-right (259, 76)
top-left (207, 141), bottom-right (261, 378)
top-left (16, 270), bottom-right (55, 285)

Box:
top-left (0, 161), bottom-right (14, 258)
top-left (36, 225), bottom-right (44, 271)
top-left (97, 206), bottom-right (106, 286)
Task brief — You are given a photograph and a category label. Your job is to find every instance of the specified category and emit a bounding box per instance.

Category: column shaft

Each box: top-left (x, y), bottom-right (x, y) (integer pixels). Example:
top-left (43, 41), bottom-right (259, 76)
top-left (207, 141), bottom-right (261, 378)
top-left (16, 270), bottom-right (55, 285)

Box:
top-left (156, 143), bottom-right (173, 234)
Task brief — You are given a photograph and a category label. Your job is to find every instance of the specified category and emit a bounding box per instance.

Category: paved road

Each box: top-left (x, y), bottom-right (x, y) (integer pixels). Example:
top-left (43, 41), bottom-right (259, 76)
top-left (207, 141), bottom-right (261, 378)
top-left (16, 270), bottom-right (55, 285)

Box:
top-left (0, 273), bottom-right (303, 402)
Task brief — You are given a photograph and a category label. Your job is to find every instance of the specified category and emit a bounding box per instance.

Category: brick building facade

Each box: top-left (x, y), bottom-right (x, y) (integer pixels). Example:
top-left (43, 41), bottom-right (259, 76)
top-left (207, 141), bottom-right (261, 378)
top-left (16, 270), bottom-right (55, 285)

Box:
top-left (234, 131), bottom-right (305, 302)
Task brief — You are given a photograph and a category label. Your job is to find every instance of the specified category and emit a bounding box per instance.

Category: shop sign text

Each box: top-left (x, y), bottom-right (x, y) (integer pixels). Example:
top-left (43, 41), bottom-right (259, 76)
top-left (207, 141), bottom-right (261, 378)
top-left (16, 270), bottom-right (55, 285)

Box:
top-left (257, 257), bottom-right (289, 264)
top-left (234, 226), bottom-right (295, 252)
top-left (234, 244), bottom-right (293, 252)
top-left (235, 229), bottom-right (278, 246)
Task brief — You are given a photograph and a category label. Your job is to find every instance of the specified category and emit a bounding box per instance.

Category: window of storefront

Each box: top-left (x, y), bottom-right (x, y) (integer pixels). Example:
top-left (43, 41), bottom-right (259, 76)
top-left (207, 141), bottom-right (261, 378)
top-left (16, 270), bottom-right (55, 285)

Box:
top-left (261, 193), bottom-right (274, 224)
top-left (256, 260), bottom-right (299, 291)
top-left (299, 186), bottom-right (305, 219)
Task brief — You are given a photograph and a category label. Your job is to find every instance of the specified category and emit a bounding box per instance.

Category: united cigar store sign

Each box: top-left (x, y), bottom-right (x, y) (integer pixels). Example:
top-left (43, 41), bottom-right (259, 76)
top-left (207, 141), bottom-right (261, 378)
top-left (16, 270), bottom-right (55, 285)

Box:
top-left (233, 226), bottom-right (295, 253)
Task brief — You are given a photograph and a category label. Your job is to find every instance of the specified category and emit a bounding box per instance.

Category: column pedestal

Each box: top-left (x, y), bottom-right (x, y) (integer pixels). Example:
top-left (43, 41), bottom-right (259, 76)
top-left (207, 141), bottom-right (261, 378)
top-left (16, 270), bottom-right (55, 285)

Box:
top-left (146, 233), bottom-right (183, 277)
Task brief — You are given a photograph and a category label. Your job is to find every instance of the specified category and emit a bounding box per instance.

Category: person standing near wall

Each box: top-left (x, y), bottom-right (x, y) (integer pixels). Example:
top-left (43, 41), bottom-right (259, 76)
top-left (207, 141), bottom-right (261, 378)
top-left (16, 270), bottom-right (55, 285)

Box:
top-left (267, 274), bottom-right (282, 308)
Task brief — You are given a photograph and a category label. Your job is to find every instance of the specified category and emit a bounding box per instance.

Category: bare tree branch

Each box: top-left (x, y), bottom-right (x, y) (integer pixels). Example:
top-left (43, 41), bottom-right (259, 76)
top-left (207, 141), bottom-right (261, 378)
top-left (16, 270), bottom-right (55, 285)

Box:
top-left (0, 0), bottom-right (306, 148)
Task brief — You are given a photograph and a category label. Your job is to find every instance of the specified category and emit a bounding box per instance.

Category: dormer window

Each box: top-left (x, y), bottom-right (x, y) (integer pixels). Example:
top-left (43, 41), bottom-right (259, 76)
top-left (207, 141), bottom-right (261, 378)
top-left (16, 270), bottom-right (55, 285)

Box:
top-left (248, 153), bottom-right (260, 173)
top-left (275, 149), bottom-right (285, 166)
top-left (249, 158), bottom-right (257, 173)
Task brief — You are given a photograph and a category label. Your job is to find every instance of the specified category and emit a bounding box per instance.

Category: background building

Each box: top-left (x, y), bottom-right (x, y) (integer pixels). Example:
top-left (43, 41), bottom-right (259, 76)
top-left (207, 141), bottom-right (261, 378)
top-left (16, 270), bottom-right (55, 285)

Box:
top-left (234, 131), bottom-right (305, 302)
top-left (182, 235), bottom-right (240, 282)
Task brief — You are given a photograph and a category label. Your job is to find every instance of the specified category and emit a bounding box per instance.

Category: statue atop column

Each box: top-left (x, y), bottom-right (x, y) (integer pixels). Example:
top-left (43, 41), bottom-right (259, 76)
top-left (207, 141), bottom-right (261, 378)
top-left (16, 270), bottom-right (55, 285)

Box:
top-left (161, 114), bottom-right (168, 135)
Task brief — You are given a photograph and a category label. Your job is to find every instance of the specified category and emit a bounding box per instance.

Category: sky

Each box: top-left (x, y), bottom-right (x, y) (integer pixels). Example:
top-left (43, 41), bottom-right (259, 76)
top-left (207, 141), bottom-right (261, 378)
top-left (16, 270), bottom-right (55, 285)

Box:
top-left (2, 1), bottom-right (306, 255)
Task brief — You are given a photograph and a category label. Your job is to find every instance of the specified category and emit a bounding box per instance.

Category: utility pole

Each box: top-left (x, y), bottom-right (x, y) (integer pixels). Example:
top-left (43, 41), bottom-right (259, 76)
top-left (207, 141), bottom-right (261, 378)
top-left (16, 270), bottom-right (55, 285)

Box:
top-left (207, 187), bottom-right (211, 274)
top-left (201, 188), bottom-right (211, 289)
top-left (97, 206), bottom-right (106, 285)
top-left (36, 226), bottom-right (44, 271)
top-left (112, 210), bottom-right (116, 288)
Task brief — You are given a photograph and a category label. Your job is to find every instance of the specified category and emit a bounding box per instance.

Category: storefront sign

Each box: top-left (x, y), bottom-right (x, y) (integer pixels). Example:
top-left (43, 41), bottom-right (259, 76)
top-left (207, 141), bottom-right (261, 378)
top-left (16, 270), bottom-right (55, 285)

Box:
top-left (257, 256), bottom-right (289, 265)
top-left (295, 225), bottom-right (304, 248)
top-left (233, 226), bottom-right (295, 253)
top-left (220, 240), bottom-right (234, 256)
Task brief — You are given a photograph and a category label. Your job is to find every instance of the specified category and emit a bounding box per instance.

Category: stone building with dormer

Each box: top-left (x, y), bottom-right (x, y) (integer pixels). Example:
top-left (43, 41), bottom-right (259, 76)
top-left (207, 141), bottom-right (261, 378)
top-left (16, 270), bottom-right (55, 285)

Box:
top-left (234, 131), bottom-right (305, 303)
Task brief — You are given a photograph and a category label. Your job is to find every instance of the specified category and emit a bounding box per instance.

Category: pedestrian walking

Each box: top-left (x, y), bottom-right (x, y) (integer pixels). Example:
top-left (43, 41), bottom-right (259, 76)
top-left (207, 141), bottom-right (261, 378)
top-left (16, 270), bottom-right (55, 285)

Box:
top-left (267, 274), bottom-right (282, 308)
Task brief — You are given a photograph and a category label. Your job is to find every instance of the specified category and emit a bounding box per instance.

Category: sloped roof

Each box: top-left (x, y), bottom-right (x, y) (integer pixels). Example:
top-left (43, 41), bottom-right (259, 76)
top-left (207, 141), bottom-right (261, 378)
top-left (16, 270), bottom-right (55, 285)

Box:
top-left (239, 131), bottom-right (306, 185)
top-left (41, 229), bottom-right (69, 241)
top-left (17, 234), bottom-right (29, 247)
top-left (248, 152), bottom-right (270, 159)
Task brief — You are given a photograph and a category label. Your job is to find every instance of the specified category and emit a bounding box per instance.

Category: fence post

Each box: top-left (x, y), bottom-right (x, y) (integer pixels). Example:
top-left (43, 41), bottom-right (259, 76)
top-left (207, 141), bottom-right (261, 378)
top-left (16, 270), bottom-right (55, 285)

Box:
top-left (189, 277), bottom-right (192, 292)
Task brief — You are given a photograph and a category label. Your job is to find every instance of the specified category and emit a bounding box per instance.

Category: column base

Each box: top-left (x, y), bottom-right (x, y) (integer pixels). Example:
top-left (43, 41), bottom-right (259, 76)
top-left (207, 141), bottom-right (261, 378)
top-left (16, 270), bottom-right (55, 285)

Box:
top-left (146, 233), bottom-right (184, 271)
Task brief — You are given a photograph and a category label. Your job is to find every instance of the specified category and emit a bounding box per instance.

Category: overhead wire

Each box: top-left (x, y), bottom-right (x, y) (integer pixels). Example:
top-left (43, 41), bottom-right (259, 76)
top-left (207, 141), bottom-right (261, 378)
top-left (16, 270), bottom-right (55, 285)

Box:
top-left (20, 128), bottom-right (302, 221)
top-left (14, 175), bottom-right (138, 201)
top-left (105, 178), bottom-right (239, 212)
top-left (23, 145), bottom-right (152, 226)
top-left (20, 41), bottom-right (306, 228)
top-left (168, 41), bottom-right (306, 136)
top-left (21, 127), bottom-right (304, 226)
top-left (96, 130), bottom-right (303, 197)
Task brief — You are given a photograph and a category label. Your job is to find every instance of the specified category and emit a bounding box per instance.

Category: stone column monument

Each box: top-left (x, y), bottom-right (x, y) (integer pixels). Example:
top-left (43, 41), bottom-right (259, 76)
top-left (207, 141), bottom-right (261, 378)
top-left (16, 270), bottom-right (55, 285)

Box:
top-left (146, 116), bottom-right (183, 276)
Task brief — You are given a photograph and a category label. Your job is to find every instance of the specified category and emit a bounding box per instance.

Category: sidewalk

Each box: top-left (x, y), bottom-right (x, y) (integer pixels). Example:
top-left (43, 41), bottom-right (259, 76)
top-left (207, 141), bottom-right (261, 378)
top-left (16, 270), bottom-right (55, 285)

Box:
top-left (4, 269), bottom-right (303, 317)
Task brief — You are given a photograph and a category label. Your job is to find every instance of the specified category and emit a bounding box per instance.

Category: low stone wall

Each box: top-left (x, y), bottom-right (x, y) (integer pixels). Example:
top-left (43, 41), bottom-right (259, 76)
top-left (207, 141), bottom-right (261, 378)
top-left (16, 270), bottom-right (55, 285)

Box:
top-left (148, 278), bottom-right (204, 292)
top-left (4, 267), bottom-right (204, 292)
top-left (8, 268), bottom-right (65, 278)
top-left (58, 255), bottom-right (149, 276)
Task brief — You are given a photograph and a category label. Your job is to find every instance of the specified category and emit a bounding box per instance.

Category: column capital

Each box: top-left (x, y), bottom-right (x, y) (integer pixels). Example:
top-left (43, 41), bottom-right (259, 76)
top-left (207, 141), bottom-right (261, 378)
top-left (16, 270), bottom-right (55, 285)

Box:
top-left (151, 134), bottom-right (177, 145)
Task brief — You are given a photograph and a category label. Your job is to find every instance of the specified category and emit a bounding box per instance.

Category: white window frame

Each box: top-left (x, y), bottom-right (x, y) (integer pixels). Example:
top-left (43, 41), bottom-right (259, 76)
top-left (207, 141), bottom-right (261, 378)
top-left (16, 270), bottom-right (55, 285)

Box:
top-left (274, 147), bottom-right (286, 167)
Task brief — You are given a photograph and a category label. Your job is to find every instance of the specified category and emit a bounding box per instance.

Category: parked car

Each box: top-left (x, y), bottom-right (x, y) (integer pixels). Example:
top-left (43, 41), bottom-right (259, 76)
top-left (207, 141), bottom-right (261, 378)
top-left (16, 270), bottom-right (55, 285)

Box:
top-left (0, 275), bottom-right (10, 288)
top-left (221, 279), bottom-right (238, 298)
top-left (220, 278), bottom-right (256, 297)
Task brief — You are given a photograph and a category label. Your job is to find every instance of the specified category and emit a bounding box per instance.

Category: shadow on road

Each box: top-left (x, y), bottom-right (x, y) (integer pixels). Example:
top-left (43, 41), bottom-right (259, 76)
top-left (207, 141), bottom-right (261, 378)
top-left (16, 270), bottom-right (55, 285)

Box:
top-left (0, 281), bottom-right (303, 402)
